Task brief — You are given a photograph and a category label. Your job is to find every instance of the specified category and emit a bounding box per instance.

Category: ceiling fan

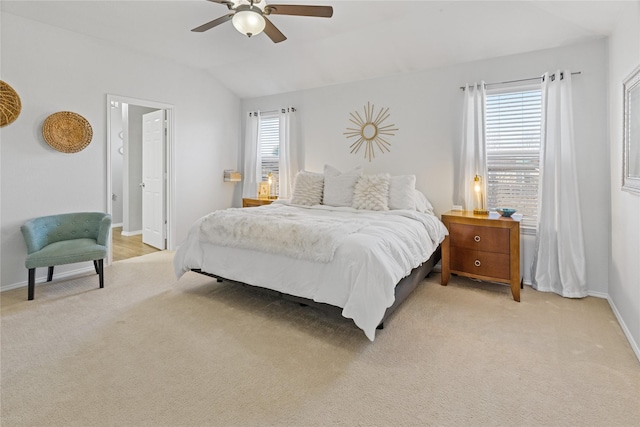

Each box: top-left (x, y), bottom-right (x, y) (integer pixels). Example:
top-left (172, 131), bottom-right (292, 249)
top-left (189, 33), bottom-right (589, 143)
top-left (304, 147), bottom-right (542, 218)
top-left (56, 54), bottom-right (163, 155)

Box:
top-left (191, 0), bottom-right (333, 43)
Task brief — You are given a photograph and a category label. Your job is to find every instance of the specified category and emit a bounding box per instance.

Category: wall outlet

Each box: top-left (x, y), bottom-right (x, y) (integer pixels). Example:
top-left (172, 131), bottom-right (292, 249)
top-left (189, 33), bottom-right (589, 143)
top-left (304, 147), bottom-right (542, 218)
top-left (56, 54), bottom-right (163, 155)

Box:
top-left (452, 205), bottom-right (463, 211)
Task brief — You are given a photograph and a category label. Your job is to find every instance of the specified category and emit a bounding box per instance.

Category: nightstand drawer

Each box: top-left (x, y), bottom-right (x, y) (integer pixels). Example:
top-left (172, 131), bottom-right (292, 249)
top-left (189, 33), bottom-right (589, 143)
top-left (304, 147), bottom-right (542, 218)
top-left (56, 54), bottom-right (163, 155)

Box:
top-left (449, 223), bottom-right (510, 254)
top-left (450, 247), bottom-right (511, 280)
top-left (242, 198), bottom-right (274, 208)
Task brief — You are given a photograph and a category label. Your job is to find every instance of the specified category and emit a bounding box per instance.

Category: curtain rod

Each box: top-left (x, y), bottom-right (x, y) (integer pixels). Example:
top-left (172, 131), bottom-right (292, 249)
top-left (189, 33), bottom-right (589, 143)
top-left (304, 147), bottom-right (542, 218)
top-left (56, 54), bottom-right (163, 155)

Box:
top-left (459, 71), bottom-right (582, 90)
top-left (248, 107), bottom-right (296, 117)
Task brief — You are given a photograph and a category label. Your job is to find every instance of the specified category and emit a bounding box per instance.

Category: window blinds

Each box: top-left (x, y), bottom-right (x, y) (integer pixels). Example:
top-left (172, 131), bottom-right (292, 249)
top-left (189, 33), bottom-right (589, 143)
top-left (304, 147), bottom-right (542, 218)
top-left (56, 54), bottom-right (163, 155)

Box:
top-left (485, 88), bottom-right (542, 229)
top-left (259, 114), bottom-right (280, 193)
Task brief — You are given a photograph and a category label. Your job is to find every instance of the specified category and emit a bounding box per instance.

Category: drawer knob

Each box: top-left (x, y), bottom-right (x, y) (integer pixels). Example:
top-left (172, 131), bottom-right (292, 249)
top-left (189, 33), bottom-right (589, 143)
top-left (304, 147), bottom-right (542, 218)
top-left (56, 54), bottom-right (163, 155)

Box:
top-left (474, 259), bottom-right (481, 267)
top-left (474, 235), bottom-right (481, 242)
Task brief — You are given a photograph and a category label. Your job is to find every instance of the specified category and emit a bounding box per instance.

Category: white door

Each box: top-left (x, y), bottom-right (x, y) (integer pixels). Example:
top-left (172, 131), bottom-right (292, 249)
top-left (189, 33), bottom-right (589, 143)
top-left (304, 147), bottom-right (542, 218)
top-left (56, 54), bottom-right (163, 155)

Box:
top-left (141, 110), bottom-right (165, 249)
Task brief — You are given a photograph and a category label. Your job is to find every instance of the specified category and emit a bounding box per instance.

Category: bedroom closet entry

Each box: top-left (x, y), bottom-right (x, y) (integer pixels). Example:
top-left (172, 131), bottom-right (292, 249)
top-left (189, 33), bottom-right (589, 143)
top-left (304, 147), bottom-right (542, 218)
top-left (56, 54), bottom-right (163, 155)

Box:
top-left (106, 95), bottom-right (176, 263)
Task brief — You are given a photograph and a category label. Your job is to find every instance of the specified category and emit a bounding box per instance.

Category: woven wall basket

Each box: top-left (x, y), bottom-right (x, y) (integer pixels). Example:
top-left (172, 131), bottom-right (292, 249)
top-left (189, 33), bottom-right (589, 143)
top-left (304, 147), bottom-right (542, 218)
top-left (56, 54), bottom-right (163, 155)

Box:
top-left (42, 111), bottom-right (93, 153)
top-left (0, 80), bottom-right (22, 127)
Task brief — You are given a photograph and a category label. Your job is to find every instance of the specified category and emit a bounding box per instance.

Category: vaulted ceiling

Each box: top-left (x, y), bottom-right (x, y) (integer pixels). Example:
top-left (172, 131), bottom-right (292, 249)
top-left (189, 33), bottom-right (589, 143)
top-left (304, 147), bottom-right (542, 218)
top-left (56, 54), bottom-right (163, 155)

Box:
top-left (2, 1), bottom-right (635, 98)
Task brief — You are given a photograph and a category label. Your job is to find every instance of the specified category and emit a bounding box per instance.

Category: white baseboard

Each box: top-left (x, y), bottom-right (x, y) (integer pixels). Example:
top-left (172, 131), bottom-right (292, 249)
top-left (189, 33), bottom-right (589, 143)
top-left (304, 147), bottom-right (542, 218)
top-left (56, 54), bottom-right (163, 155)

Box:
top-left (607, 296), bottom-right (640, 363)
top-left (111, 222), bottom-right (124, 228)
top-left (0, 265), bottom-right (96, 293)
top-left (120, 230), bottom-right (142, 237)
top-left (587, 290), bottom-right (609, 299)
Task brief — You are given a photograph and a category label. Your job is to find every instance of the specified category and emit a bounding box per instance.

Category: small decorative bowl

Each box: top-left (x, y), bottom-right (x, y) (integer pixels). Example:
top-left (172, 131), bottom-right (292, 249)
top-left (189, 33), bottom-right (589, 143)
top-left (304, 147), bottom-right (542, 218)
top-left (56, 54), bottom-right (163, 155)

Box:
top-left (496, 208), bottom-right (517, 217)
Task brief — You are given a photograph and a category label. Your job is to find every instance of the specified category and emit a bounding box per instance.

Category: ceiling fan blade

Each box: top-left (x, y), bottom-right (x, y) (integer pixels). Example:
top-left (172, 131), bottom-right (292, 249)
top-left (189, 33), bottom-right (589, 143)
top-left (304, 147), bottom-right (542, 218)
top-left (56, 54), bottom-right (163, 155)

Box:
top-left (266, 4), bottom-right (333, 18)
top-left (206, 0), bottom-right (234, 8)
top-left (263, 17), bottom-right (287, 43)
top-left (191, 13), bottom-right (234, 32)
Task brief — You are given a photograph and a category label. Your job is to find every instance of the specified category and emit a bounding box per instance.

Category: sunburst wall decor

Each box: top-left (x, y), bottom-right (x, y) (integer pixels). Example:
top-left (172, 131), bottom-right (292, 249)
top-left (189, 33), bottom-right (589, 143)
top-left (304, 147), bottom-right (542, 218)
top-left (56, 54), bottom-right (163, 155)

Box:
top-left (344, 102), bottom-right (398, 162)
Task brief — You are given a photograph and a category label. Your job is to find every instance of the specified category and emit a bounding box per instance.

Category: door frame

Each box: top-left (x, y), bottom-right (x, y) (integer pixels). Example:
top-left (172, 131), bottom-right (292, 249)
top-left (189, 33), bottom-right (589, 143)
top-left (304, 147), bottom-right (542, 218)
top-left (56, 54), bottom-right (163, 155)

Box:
top-left (106, 94), bottom-right (176, 265)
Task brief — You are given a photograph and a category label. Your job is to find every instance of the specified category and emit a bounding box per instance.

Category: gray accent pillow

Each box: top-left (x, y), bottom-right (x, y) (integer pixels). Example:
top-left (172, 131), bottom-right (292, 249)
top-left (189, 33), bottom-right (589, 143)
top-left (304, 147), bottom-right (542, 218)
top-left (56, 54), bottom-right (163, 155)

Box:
top-left (322, 165), bottom-right (362, 207)
top-left (415, 190), bottom-right (434, 214)
top-left (388, 175), bottom-right (417, 210)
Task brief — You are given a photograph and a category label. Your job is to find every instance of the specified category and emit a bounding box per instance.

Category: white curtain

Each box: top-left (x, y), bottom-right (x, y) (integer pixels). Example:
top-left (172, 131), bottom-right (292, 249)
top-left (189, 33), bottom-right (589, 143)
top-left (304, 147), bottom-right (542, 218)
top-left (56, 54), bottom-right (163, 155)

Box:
top-left (278, 107), bottom-right (298, 199)
top-left (531, 71), bottom-right (587, 298)
top-left (457, 82), bottom-right (487, 210)
top-left (242, 112), bottom-right (261, 198)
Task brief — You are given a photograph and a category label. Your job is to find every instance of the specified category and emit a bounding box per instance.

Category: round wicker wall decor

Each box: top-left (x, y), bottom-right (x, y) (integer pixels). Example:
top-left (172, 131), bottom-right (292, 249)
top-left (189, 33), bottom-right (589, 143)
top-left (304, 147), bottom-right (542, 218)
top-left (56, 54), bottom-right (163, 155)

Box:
top-left (0, 80), bottom-right (22, 127)
top-left (42, 111), bottom-right (93, 153)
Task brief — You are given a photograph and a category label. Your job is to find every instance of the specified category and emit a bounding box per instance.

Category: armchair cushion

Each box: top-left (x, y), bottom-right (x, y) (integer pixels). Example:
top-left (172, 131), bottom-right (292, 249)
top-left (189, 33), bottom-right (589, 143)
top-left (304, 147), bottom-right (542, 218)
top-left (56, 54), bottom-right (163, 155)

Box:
top-left (24, 239), bottom-right (107, 269)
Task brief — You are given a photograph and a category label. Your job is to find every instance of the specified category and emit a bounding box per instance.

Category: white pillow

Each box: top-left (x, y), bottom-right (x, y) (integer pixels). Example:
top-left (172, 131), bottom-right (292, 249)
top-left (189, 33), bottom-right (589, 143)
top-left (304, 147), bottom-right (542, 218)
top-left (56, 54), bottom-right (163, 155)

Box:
top-left (352, 173), bottom-right (390, 211)
top-left (388, 175), bottom-right (417, 210)
top-left (290, 171), bottom-right (324, 206)
top-left (323, 165), bottom-right (362, 207)
top-left (414, 189), bottom-right (434, 214)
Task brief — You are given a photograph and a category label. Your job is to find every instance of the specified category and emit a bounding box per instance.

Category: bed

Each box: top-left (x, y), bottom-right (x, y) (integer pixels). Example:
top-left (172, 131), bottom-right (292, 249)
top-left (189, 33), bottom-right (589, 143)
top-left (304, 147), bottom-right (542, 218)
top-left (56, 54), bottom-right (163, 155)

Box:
top-left (173, 169), bottom-right (448, 341)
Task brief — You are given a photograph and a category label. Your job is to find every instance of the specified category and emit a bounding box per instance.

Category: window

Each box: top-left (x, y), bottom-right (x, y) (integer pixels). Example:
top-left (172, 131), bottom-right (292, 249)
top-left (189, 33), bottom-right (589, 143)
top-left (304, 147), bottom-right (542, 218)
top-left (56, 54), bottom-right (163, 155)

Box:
top-left (259, 113), bottom-right (280, 195)
top-left (485, 86), bottom-right (542, 229)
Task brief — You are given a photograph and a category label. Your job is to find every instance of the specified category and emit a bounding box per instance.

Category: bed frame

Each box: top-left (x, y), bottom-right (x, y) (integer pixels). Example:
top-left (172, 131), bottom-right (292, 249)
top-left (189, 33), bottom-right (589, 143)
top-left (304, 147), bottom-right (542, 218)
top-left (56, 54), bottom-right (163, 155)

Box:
top-left (192, 246), bottom-right (441, 332)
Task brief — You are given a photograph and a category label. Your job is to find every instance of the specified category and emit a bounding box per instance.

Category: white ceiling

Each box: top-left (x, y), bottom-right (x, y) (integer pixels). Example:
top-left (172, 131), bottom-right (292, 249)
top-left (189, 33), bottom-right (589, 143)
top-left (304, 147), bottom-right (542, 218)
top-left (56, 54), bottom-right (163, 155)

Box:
top-left (2, 1), bottom-right (635, 99)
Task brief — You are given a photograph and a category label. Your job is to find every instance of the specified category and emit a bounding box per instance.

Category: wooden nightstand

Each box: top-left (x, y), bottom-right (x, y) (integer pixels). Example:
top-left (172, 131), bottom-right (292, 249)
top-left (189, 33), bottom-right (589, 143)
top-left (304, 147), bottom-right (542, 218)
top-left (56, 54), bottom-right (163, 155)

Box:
top-left (242, 198), bottom-right (276, 208)
top-left (441, 210), bottom-right (522, 301)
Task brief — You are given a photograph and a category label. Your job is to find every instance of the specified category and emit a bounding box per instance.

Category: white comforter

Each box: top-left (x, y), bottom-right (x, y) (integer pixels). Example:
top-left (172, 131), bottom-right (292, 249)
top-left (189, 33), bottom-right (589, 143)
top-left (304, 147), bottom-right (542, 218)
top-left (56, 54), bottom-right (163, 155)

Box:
top-left (174, 202), bottom-right (448, 341)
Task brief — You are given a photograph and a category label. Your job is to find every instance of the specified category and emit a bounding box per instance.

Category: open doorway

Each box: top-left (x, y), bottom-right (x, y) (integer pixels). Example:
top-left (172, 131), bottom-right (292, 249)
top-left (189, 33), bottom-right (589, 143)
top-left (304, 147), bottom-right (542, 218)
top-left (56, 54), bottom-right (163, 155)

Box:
top-left (106, 95), bottom-right (175, 264)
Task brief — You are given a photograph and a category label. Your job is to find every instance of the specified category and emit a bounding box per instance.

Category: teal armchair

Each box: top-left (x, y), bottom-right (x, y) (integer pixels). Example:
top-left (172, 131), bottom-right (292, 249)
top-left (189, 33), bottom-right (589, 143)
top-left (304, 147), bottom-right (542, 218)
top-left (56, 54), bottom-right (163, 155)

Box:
top-left (20, 212), bottom-right (111, 300)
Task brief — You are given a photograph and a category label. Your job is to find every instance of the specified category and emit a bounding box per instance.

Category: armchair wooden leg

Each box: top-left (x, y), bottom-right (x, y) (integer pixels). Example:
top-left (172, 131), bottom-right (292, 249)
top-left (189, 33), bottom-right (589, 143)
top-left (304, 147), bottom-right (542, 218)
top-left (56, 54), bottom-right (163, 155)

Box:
top-left (93, 260), bottom-right (100, 275)
top-left (97, 259), bottom-right (104, 289)
top-left (47, 266), bottom-right (54, 282)
top-left (28, 268), bottom-right (35, 301)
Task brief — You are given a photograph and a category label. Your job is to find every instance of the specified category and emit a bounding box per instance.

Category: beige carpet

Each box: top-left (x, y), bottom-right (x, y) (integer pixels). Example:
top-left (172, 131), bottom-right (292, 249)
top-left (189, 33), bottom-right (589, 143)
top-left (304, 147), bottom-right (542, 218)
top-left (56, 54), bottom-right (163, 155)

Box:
top-left (1, 251), bottom-right (639, 427)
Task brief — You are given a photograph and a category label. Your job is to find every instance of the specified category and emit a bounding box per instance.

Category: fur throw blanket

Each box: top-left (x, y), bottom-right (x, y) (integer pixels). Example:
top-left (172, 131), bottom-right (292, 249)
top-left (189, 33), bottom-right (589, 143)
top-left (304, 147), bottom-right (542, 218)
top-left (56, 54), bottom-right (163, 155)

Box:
top-left (199, 206), bottom-right (366, 263)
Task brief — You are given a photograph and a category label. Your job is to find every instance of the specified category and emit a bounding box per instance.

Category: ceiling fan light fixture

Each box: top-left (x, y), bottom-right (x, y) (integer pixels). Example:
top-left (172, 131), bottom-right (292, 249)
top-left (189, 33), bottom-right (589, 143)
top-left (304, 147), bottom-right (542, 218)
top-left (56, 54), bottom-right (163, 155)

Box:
top-left (232, 7), bottom-right (266, 37)
top-left (192, 1), bottom-right (333, 43)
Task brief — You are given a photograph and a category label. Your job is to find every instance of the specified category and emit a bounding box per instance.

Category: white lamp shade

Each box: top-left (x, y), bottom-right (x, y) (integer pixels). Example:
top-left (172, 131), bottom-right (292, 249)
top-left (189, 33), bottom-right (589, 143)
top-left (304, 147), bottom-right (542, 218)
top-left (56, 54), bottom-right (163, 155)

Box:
top-left (232, 9), bottom-right (266, 37)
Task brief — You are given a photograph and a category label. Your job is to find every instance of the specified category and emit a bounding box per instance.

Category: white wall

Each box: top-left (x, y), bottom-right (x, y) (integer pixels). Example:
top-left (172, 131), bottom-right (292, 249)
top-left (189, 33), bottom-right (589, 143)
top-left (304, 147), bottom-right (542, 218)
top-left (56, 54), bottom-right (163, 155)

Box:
top-left (608, 4), bottom-right (640, 359)
top-left (0, 13), bottom-right (241, 289)
top-left (241, 39), bottom-right (610, 294)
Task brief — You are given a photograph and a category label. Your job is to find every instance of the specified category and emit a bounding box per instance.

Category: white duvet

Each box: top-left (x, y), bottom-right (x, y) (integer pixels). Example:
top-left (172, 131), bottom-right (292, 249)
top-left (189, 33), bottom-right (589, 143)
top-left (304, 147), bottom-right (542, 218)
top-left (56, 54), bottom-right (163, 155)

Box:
top-left (173, 202), bottom-right (448, 341)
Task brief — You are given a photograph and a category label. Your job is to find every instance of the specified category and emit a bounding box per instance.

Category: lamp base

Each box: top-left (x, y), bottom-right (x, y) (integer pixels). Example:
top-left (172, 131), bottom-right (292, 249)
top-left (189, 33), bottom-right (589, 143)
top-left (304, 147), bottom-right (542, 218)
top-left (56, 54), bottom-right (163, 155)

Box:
top-left (473, 209), bottom-right (489, 215)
